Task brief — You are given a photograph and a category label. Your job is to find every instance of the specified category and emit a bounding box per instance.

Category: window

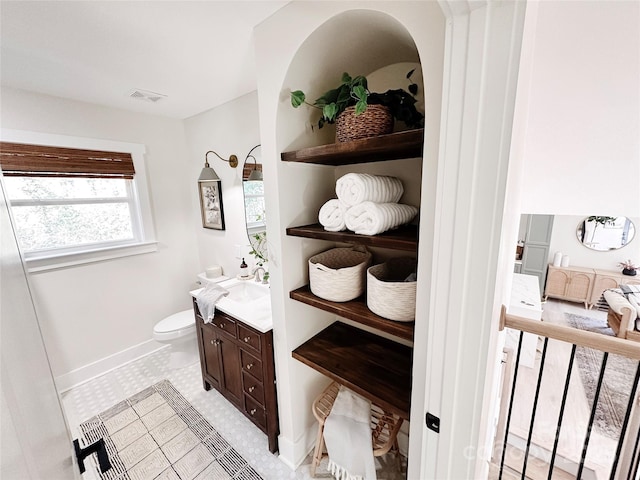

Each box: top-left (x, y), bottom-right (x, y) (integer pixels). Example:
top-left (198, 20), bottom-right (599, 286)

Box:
top-left (0, 132), bottom-right (156, 270)
top-left (242, 162), bottom-right (265, 231)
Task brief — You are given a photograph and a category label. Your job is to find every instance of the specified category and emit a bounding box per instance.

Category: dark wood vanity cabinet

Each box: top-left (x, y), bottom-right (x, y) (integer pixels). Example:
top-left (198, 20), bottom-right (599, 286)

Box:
top-left (193, 299), bottom-right (279, 453)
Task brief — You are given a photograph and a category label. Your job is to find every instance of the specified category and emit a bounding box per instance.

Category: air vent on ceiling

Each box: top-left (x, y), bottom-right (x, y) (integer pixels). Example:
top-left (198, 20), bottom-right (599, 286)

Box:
top-left (129, 89), bottom-right (167, 103)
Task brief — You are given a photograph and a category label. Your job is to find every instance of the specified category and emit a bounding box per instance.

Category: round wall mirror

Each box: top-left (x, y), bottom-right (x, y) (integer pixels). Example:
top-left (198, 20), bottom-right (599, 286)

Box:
top-left (242, 145), bottom-right (267, 263)
top-left (576, 216), bottom-right (635, 251)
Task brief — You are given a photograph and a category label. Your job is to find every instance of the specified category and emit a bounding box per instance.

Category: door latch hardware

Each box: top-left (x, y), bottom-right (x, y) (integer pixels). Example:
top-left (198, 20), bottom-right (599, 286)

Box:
top-left (73, 438), bottom-right (111, 474)
top-left (425, 412), bottom-right (440, 433)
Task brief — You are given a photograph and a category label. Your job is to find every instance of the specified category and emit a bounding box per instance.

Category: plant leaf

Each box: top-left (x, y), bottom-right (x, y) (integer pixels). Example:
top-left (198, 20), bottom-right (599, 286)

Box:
top-left (315, 86), bottom-right (341, 106)
top-left (335, 85), bottom-right (352, 105)
top-left (354, 100), bottom-right (367, 115)
top-left (341, 72), bottom-right (352, 84)
top-left (290, 90), bottom-right (305, 108)
top-left (352, 85), bottom-right (368, 101)
top-left (323, 103), bottom-right (338, 121)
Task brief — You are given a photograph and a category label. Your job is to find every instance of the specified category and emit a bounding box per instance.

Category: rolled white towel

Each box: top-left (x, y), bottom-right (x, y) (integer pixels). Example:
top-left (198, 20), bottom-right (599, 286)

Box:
top-left (319, 199), bottom-right (348, 232)
top-left (345, 201), bottom-right (418, 236)
top-left (336, 173), bottom-right (404, 207)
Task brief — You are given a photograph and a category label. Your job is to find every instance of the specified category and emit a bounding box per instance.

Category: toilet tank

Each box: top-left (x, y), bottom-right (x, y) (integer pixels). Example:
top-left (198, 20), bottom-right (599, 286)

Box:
top-left (196, 273), bottom-right (229, 287)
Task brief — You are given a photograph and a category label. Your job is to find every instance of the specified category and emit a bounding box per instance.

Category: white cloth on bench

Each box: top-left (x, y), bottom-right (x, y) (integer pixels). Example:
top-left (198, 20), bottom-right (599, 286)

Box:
top-left (323, 385), bottom-right (376, 480)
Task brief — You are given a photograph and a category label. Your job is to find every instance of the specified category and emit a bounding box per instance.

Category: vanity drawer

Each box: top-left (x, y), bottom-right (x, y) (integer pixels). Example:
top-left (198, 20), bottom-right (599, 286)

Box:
top-left (212, 312), bottom-right (237, 338)
top-left (244, 395), bottom-right (267, 430)
top-left (242, 370), bottom-right (265, 405)
top-left (240, 349), bottom-right (263, 383)
top-left (238, 324), bottom-right (261, 353)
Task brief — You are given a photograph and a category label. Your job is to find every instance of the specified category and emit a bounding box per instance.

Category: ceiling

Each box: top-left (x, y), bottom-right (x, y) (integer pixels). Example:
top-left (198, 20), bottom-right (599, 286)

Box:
top-left (0, 1), bottom-right (288, 119)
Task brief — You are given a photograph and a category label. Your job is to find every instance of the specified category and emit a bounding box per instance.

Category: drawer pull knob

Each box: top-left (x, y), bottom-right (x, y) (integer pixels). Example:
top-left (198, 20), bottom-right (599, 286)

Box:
top-left (211, 339), bottom-right (220, 346)
top-left (250, 408), bottom-right (257, 415)
top-left (210, 340), bottom-right (214, 345)
top-left (243, 336), bottom-right (251, 343)
top-left (220, 323), bottom-right (225, 328)
top-left (248, 386), bottom-right (255, 393)
top-left (246, 363), bottom-right (254, 370)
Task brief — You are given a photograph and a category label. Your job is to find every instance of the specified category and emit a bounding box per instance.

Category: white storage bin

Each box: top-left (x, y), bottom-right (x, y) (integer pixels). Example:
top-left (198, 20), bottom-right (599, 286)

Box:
top-left (367, 257), bottom-right (417, 321)
top-left (309, 246), bottom-right (372, 302)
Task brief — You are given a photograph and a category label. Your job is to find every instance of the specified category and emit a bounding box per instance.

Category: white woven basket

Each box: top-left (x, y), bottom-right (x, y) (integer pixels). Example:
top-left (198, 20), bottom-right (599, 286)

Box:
top-left (309, 246), bottom-right (372, 302)
top-left (367, 257), bottom-right (417, 321)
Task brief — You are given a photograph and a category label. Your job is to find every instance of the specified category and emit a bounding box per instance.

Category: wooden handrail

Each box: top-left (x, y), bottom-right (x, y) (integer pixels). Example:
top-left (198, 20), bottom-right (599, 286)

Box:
top-left (499, 305), bottom-right (640, 360)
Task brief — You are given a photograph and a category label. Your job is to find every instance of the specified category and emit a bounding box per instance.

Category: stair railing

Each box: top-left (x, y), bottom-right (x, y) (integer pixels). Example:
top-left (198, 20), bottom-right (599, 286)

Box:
top-left (496, 305), bottom-right (640, 480)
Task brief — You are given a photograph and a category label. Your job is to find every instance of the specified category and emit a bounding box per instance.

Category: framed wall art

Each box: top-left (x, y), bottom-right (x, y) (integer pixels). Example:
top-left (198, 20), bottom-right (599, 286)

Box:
top-left (199, 180), bottom-right (225, 230)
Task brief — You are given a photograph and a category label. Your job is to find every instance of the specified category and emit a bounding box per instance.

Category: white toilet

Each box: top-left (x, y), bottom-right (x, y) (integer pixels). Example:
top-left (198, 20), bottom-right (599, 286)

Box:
top-left (153, 273), bottom-right (228, 369)
top-left (153, 309), bottom-right (199, 369)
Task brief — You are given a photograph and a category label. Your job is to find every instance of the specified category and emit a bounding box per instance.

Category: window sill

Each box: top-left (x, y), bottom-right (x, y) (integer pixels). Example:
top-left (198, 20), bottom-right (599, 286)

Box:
top-left (26, 241), bottom-right (158, 273)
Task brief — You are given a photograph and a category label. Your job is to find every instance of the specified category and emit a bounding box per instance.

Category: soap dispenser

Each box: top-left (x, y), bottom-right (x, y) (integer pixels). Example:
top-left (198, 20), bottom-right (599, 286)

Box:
top-left (240, 258), bottom-right (249, 278)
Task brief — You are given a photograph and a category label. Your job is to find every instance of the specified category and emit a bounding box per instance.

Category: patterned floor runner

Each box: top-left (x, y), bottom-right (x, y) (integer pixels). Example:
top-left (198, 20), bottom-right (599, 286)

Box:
top-left (80, 380), bottom-right (263, 480)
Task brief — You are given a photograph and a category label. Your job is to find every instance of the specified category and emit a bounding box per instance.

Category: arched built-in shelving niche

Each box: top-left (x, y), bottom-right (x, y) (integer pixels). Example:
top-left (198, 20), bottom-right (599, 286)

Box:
top-left (281, 9), bottom-right (423, 151)
top-left (270, 5), bottom-right (446, 472)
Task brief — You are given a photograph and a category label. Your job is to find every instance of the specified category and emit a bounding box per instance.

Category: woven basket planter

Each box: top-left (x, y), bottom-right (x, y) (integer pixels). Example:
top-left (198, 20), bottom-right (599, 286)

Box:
top-left (335, 105), bottom-right (394, 143)
top-left (367, 257), bottom-right (417, 322)
top-left (309, 246), bottom-right (372, 302)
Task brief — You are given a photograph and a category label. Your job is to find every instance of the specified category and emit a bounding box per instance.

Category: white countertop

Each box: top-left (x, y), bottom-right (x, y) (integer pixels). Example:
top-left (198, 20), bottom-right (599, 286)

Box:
top-left (190, 277), bottom-right (272, 333)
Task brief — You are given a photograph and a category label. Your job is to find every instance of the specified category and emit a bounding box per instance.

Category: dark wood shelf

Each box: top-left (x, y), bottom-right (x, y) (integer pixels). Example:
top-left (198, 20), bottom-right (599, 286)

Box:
top-left (290, 285), bottom-right (414, 341)
top-left (292, 322), bottom-right (412, 420)
top-left (286, 223), bottom-right (418, 252)
top-left (281, 129), bottom-right (424, 165)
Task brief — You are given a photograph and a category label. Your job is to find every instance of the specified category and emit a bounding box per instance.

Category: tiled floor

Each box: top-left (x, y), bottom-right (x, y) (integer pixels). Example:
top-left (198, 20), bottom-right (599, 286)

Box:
top-left (61, 347), bottom-right (298, 480)
top-left (61, 347), bottom-right (406, 480)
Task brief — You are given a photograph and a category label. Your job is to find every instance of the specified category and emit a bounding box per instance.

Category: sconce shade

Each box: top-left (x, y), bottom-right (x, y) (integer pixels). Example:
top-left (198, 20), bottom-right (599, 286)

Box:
top-left (199, 149), bottom-right (238, 182)
top-left (244, 144), bottom-right (262, 181)
top-left (198, 164), bottom-right (220, 182)
top-left (247, 168), bottom-right (263, 181)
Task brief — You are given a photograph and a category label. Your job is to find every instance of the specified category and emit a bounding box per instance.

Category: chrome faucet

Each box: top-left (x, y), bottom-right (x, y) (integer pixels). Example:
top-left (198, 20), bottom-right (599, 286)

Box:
top-left (252, 266), bottom-right (268, 284)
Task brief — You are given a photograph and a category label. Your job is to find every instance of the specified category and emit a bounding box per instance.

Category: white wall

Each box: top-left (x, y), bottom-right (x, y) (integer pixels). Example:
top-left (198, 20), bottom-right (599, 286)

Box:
top-left (183, 91), bottom-right (262, 278)
top-left (0, 87), bottom-right (200, 380)
top-left (520, 1), bottom-right (640, 216)
top-left (548, 215), bottom-right (640, 271)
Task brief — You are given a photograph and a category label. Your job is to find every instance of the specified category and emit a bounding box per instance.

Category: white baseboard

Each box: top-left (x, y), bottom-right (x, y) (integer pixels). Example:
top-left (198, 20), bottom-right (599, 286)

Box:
top-left (55, 340), bottom-right (167, 393)
top-left (277, 423), bottom-right (317, 470)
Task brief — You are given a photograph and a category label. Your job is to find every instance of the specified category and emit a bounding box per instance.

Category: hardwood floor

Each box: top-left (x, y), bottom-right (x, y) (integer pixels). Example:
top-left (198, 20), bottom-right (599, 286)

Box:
top-left (496, 299), bottom-right (622, 480)
top-left (489, 444), bottom-right (579, 480)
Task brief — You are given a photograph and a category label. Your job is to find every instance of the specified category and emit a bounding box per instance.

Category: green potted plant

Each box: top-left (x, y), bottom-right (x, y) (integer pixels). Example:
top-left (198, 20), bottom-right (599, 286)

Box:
top-left (290, 70), bottom-right (424, 142)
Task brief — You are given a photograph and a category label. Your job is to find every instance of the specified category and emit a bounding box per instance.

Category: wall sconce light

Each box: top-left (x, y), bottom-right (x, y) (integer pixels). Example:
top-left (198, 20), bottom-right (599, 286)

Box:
top-left (198, 150), bottom-right (238, 182)
top-left (244, 144), bottom-right (263, 181)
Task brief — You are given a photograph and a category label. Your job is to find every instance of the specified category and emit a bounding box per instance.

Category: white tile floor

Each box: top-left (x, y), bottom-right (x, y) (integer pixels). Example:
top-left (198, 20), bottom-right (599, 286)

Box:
top-left (61, 347), bottom-right (406, 480)
top-left (62, 347), bottom-right (298, 480)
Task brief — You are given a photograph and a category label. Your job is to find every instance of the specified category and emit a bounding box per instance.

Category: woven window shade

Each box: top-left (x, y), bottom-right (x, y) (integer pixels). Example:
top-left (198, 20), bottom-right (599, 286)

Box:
top-left (242, 163), bottom-right (262, 180)
top-left (0, 142), bottom-right (135, 179)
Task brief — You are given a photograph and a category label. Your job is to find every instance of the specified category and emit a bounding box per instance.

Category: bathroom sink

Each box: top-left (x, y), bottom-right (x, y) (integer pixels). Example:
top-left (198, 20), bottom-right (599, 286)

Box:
top-left (190, 278), bottom-right (272, 333)
top-left (225, 280), bottom-right (269, 303)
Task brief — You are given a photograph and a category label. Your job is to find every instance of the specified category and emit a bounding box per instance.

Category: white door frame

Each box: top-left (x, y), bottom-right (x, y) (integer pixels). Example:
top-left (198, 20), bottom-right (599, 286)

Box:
top-left (408, 1), bottom-right (527, 478)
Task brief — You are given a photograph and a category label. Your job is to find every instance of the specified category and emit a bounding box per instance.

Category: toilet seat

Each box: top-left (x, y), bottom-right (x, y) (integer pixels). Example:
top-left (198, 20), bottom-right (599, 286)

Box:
top-left (153, 309), bottom-right (195, 342)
